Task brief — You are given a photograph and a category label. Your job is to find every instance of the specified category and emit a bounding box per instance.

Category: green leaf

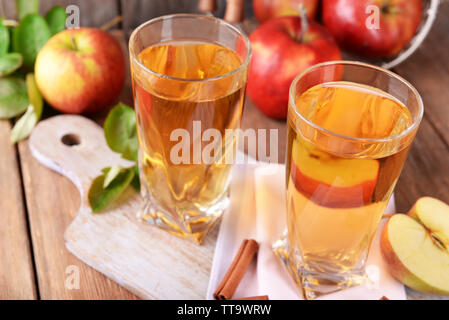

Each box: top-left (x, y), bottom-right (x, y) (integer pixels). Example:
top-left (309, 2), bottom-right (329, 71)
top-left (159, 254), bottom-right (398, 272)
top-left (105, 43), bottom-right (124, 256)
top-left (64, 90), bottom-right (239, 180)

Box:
top-left (16, 0), bottom-right (40, 20)
top-left (10, 105), bottom-right (37, 143)
top-left (25, 73), bottom-right (43, 119)
top-left (121, 140), bottom-right (139, 161)
top-left (104, 103), bottom-right (138, 161)
top-left (0, 53), bottom-right (23, 77)
top-left (45, 6), bottom-right (66, 35)
top-left (0, 20), bottom-right (9, 56)
top-left (88, 167), bottom-right (135, 213)
top-left (8, 27), bottom-right (15, 53)
top-left (131, 166), bottom-right (140, 191)
top-left (103, 165), bottom-right (123, 189)
top-left (0, 77), bottom-right (29, 119)
top-left (13, 14), bottom-right (51, 70)
top-left (9, 73), bottom-right (43, 144)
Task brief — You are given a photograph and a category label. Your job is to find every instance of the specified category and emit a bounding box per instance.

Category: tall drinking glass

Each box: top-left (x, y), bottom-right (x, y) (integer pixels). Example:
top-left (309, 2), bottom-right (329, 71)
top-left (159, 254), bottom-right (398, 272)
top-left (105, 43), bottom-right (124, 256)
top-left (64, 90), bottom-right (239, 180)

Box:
top-left (274, 61), bottom-right (424, 299)
top-left (129, 14), bottom-right (251, 244)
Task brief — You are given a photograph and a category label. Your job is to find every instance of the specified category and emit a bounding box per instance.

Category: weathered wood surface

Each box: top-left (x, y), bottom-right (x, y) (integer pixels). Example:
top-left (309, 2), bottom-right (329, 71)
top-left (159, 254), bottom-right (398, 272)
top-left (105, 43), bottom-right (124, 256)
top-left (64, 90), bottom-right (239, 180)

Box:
top-left (391, 2), bottom-right (449, 300)
top-left (392, 2), bottom-right (449, 216)
top-left (2, 0), bottom-right (120, 27)
top-left (0, 121), bottom-right (36, 300)
top-left (120, 0), bottom-right (254, 37)
top-left (121, 0), bottom-right (204, 36)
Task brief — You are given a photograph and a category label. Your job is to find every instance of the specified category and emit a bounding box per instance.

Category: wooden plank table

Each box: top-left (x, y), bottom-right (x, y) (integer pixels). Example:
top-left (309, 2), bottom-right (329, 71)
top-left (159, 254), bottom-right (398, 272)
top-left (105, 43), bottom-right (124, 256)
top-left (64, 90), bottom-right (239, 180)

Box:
top-left (1, 2), bottom-right (448, 300)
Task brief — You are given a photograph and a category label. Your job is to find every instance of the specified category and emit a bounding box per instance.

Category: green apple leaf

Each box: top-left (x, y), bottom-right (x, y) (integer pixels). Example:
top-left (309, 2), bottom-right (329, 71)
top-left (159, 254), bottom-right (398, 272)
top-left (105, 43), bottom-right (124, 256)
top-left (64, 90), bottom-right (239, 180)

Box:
top-left (89, 102), bottom-right (142, 212)
top-left (45, 6), bottom-right (66, 35)
top-left (88, 167), bottom-right (135, 213)
top-left (16, 0), bottom-right (40, 20)
top-left (10, 105), bottom-right (37, 144)
top-left (8, 27), bottom-right (15, 53)
top-left (103, 165), bottom-right (123, 189)
top-left (9, 73), bottom-right (44, 144)
top-left (130, 166), bottom-right (140, 191)
top-left (121, 140), bottom-right (139, 162)
top-left (0, 77), bottom-right (29, 119)
top-left (0, 20), bottom-right (9, 56)
top-left (13, 14), bottom-right (51, 70)
top-left (26, 73), bottom-right (43, 119)
top-left (104, 103), bottom-right (139, 162)
top-left (0, 53), bottom-right (23, 77)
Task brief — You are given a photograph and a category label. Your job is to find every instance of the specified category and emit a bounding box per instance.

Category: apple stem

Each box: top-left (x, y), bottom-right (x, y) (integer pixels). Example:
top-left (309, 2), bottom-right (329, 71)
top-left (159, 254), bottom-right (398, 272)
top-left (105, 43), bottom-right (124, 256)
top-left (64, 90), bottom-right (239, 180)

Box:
top-left (298, 4), bottom-right (309, 43)
top-left (381, 1), bottom-right (402, 14)
top-left (71, 35), bottom-right (78, 51)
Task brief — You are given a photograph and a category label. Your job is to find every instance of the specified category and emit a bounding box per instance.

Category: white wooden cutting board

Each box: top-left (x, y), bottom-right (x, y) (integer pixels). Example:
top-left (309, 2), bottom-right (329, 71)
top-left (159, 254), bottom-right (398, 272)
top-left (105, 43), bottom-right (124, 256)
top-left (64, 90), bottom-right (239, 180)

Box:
top-left (28, 115), bottom-right (218, 300)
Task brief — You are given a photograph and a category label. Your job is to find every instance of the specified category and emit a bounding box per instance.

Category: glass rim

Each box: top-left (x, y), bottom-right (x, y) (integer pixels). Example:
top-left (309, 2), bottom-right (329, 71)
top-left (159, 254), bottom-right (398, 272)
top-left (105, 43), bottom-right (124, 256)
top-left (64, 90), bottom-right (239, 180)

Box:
top-left (289, 60), bottom-right (424, 144)
top-left (129, 13), bottom-right (252, 83)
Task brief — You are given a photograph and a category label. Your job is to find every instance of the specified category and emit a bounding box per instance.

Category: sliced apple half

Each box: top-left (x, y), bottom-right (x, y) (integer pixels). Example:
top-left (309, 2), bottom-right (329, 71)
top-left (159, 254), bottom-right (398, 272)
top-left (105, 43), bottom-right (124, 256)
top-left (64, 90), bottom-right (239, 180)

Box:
top-left (409, 197), bottom-right (449, 248)
top-left (290, 137), bottom-right (379, 208)
top-left (381, 197), bottom-right (449, 295)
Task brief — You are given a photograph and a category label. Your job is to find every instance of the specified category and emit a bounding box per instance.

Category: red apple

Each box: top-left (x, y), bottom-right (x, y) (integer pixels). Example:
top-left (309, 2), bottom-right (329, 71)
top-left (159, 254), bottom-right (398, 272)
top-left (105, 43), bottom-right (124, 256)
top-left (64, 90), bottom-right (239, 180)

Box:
top-left (322, 0), bottom-right (423, 58)
top-left (35, 28), bottom-right (125, 114)
top-left (290, 138), bottom-right (379, 208)
top-left (247, 16), bottom-right (342, 119)
top-left (253, 0), bottom-right (319, 23)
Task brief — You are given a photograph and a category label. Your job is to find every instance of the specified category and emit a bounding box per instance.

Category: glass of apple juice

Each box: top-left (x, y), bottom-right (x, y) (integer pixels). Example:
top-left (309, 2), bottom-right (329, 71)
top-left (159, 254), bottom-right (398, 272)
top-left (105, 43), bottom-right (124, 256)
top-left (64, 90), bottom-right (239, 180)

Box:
top-left (129, 14), bottom-right (251, 244)
top-left (274, 61), bottom-right (424, 299)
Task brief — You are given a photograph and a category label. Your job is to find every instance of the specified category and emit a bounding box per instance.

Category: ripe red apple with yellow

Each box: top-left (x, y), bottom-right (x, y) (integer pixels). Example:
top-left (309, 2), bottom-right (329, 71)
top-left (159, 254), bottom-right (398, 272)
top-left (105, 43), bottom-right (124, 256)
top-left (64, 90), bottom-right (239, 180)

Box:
top-left (253, 0), bottom-right (319, 23)
top-left (322, 0), bottom-right (423, 58)
top-left (35, 28), bottom-right (125, 114)
top-left (290, 138), bottom-right (379, 208)
top-left (247, 16), bottom-right (342, 119)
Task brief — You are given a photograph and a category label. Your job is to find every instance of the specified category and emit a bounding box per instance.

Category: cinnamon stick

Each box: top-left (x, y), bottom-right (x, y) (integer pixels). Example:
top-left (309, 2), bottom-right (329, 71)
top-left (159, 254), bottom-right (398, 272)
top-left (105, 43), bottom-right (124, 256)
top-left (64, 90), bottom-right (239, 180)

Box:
top-left (230, 295), bottom-right (269, 300)
top-left (224, 0), bottom-right (245, 23)
top-left (198, 0), bottom-right (217, 12)
top-left (214, 239), bottom-right (259, 300)
top-left (100, 15), bottom-right (123, 31)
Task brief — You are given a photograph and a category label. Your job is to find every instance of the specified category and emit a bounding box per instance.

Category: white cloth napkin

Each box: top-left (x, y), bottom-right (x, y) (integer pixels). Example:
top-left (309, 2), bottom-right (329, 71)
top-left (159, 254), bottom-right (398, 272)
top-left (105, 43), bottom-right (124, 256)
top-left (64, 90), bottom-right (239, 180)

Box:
top-left (206, 162), bottom-right (406, 300)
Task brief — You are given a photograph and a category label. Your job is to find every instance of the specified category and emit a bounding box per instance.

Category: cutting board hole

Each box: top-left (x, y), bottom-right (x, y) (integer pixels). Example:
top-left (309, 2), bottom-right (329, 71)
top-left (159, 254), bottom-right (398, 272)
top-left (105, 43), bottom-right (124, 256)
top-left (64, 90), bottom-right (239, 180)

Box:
top-left (61, 134), bottom-right (81, 146)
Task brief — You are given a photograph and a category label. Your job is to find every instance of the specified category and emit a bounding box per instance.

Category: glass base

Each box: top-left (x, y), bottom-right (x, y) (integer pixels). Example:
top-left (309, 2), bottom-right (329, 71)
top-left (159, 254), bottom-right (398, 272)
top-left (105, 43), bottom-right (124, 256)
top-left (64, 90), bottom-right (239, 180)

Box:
top-left (137, 190), bottom-right (229, 244)
top-left (273, 231), bottom-right (369, 300)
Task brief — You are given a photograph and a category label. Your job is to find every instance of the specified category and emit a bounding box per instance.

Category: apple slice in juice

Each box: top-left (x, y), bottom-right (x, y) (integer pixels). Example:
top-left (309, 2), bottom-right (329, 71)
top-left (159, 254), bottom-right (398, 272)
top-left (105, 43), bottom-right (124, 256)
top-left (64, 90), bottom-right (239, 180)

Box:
top-left (290, 137), bottom-right (379, 208)
top-left (135, 82), bottom-right (152, 116)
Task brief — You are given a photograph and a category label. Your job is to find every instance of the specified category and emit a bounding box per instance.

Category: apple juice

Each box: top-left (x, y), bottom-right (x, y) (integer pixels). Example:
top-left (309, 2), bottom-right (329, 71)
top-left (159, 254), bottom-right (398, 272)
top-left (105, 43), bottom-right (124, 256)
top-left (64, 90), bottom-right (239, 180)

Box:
top-left (286, 81), bottom-right (413, 273)
top-left (132, 41), bottom-right (246, 243)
